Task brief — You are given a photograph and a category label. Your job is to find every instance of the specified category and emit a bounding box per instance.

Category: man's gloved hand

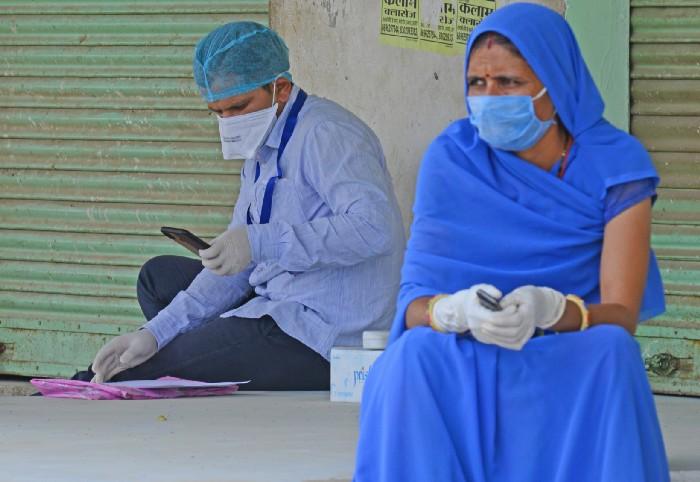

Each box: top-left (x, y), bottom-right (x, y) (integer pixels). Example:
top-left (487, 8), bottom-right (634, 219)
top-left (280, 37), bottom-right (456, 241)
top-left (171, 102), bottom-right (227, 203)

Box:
top-left (199, 226), bottom-right (252, 276)
top-left (91, 330), bottom-right (158, 383)
top-left (501, 285), bottom-right (566, 329)
top-left (429, 284), bottom-right (503, 334)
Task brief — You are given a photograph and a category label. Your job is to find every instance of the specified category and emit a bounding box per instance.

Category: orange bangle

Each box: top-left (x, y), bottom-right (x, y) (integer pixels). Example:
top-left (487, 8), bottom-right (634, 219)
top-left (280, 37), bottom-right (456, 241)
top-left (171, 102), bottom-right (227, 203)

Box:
top-left (426, 295), bottom-right (448, 332)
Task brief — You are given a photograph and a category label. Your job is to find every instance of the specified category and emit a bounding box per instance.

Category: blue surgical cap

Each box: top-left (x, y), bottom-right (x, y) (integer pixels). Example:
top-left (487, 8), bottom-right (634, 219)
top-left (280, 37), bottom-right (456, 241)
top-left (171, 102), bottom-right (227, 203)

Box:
top-left (193, 21), bottom-right (292, 102)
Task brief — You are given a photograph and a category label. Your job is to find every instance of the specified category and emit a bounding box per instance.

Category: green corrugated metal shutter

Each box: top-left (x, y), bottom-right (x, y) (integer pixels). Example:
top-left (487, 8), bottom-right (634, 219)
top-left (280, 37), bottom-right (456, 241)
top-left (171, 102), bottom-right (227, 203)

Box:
top-left (631, 0), bottom-right (700, 396)
top-left (0, 1), bottom-right (268, 377)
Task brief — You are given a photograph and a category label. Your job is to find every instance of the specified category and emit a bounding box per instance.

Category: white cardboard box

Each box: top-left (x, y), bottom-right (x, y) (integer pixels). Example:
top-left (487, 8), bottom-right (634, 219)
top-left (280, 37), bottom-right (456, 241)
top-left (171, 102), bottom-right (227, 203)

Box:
top-left (330, 347), bottom-right (384, 403)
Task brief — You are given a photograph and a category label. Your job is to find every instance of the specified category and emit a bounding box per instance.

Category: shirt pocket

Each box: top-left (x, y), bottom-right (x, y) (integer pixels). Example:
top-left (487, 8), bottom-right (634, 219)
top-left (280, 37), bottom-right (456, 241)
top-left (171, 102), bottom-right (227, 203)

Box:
top-left (268, 178), bottom-right (306, 225)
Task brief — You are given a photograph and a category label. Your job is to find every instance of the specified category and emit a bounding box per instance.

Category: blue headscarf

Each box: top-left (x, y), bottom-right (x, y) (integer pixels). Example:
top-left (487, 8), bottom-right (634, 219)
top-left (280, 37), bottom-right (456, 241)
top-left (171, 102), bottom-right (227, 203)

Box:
top-left (390, 3), bottom-right (664, 342)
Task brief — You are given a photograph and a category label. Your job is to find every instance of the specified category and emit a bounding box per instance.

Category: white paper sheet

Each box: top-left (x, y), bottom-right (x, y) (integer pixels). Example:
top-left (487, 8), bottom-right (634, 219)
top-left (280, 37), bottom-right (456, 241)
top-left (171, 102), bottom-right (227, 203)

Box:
top-left (105, 379), bottom-right (250, 389)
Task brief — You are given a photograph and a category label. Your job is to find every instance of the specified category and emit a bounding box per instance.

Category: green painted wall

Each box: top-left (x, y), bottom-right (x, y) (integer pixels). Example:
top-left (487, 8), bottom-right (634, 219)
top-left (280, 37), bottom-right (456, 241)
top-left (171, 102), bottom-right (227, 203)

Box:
top-left (566, 0), bottom-right (630, 132)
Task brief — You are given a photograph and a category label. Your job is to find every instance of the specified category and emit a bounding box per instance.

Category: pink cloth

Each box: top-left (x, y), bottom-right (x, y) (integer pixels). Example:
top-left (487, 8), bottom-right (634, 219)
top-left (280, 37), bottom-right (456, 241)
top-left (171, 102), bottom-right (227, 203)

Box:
top-left (30, 377), bottom-right (241, 400)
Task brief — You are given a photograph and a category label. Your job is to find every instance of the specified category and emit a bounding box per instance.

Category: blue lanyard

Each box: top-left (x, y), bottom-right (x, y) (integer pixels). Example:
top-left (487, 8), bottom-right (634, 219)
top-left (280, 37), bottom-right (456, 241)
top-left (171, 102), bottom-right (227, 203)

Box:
top-left (246, 90), bottom-right (308, 225)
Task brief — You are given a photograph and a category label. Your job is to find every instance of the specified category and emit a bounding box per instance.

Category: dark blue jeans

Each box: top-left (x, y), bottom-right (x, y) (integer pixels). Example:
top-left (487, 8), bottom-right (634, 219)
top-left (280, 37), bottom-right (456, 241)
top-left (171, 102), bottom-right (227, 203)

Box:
top-left (111, 255), bottom-right (329, 390)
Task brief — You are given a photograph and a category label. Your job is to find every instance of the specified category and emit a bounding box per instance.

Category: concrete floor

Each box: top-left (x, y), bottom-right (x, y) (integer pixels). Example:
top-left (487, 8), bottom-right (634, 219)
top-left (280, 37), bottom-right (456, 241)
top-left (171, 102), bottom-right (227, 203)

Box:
top-left (0, 391), bottom-right (357, 482)
top-left (0, 385), bottom-right (698, 482)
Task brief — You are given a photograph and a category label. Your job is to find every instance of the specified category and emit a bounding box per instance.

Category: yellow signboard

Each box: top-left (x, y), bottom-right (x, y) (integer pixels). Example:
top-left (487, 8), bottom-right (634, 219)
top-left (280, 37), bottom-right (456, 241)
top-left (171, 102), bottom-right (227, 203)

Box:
top-left (380, 0), bottom-right (496, 55)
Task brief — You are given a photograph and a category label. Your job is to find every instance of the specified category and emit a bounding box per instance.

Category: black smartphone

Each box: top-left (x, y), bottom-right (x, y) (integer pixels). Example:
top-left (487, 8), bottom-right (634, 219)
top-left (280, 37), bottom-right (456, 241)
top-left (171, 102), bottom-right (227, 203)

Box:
top-left (160, 227), bottom-right (210, 256)
top-left (477, 289), bottom-right (503, 312)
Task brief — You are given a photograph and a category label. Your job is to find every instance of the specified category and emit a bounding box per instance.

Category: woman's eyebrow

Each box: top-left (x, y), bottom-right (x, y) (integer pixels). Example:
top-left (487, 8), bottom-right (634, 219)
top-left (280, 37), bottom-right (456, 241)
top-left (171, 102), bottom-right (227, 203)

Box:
top-left (492, 74), bottom-right (527, 82)
top-left (466, 74), bottom-right (526, 82)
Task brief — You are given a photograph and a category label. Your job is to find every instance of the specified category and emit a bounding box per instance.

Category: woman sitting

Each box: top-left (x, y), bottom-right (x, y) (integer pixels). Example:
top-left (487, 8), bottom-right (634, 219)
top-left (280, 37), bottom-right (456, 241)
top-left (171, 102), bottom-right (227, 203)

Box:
top-left (354, 4), bottom-right (669, 482)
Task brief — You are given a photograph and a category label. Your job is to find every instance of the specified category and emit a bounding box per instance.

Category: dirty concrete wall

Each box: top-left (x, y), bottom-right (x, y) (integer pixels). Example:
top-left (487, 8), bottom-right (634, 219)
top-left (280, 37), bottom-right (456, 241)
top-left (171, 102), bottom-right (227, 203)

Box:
top-left (271, 0), bottom-right (465, 229)
top-left (269, 1), bottom-right (565, 228)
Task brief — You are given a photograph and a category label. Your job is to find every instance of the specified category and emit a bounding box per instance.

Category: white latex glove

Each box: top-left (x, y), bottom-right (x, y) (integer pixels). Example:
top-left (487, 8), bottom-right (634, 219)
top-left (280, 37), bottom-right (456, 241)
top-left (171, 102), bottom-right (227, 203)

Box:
top-left (501, 285), bottom-right (566, 329)
top-left (430, 284), bottom-right (503, 334)
top-left (468, 303), bottom-right (536, 351)
top-left (468, 285), bottom-right (566, 351)
top-left (91, 330), bottom-right (158, 383)
top-left (199, 226), bottom-right (252, 276)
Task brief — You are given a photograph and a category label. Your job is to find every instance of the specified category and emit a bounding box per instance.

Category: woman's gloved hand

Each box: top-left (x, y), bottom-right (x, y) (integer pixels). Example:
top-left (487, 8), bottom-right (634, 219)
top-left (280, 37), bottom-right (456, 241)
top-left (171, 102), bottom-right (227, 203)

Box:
top-left (91, 330), bottom-right (158, 383)
top-left (467, 285), bottom-right (566, 351)
top-left (199, 226), bottom-right (252, 276)
top-left (501, 285), bottom-right (566, 329)
top-left (468, 303), bottom-right (536, 351)
top-left (429, 284), bottom-right (503, 334)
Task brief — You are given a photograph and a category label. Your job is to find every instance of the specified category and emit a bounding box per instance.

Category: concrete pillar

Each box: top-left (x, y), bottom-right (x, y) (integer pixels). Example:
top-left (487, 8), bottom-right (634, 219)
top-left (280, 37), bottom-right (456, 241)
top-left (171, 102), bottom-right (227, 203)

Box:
top-left (269, 1), bottom-right (566, 227)
top-left (270, 0), bottom-right (466, 229)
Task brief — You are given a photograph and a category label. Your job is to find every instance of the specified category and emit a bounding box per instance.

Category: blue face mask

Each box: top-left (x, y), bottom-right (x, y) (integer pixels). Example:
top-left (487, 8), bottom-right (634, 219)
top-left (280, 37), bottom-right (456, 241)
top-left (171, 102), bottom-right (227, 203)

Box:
top-left (467, 87), bottom-right (556, 151)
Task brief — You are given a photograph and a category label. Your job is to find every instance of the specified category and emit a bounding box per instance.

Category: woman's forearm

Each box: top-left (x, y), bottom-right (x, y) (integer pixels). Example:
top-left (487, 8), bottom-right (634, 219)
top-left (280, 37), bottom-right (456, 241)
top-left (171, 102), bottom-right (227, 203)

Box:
top-left (408, 294), bottom-right (639, 335)
top-left (551, 301), bottom-right (638, 334)
top-left (405, 296), bottom-right (432, 329)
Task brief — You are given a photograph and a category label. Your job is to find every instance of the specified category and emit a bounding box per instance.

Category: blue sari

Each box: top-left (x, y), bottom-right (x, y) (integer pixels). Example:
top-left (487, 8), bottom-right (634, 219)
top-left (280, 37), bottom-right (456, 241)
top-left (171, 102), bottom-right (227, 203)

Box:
top-left (354, 4), bottom-right (669, 481)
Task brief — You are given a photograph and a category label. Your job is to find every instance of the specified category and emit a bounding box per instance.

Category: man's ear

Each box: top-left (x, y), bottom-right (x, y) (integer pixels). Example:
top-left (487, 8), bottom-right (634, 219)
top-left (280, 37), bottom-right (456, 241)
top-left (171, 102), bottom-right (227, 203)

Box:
top-left (274, 77), bottom-right (293, 104)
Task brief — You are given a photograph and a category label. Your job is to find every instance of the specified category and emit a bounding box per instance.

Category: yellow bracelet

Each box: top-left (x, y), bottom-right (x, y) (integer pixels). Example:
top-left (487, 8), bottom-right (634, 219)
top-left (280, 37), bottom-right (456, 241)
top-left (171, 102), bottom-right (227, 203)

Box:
top-left (426, 295), bottom-right (448, 332)
top-left (566, 294), bottom-right (589, 331)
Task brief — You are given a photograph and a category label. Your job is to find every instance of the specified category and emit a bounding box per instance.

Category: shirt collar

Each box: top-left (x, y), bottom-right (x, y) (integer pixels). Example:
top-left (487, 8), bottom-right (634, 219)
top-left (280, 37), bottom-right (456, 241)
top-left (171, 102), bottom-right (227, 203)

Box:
top-left (264, 84), bottom-right (301, 150)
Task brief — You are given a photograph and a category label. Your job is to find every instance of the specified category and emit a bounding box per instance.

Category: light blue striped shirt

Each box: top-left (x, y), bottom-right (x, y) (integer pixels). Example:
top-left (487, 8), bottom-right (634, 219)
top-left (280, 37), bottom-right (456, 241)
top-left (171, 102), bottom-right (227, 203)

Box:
top-left (144, 86), bottom-right (405, 359)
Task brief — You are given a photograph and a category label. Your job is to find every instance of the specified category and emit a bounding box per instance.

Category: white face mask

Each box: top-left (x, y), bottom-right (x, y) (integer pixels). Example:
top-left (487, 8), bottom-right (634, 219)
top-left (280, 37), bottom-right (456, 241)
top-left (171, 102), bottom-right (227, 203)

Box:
top-left (217, 83), bottom-right (278, 160)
